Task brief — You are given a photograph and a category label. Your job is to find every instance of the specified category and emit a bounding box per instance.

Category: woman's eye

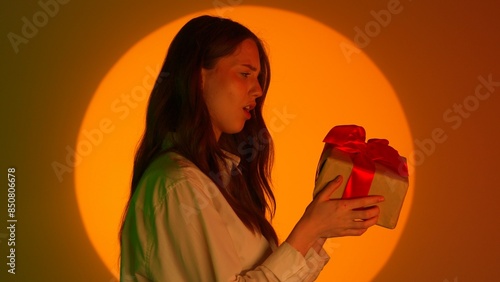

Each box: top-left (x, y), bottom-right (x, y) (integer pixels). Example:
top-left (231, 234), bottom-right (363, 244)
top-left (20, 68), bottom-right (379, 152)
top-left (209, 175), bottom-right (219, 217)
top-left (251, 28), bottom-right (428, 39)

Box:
top-left (241, 72), bottom-right (250, 78)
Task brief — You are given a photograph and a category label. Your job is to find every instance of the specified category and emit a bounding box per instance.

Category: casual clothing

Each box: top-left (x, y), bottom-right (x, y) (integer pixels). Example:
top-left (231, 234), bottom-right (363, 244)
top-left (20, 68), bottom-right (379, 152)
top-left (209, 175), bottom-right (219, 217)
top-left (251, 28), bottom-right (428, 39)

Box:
top-left (120, 149), bottom-right (329, 281)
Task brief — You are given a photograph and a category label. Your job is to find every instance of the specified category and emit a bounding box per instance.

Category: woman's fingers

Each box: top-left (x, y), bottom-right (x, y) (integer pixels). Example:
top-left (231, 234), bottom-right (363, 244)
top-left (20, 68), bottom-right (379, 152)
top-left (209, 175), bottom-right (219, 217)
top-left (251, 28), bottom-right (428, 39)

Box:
top-left (351, 205), bottom-right (380, 221)
top-left (316, 175), bottom-right (343, 201)
top-left (317, 197), bottom-right (382, 237)
top-left (302, 178), bottom-right (385, 239)
top-left (345, 195), bottom-right (384, 210)
top-left (334, 212), bottom-right (379, 237)
top-left (351, 214), bottom-right (379, 229)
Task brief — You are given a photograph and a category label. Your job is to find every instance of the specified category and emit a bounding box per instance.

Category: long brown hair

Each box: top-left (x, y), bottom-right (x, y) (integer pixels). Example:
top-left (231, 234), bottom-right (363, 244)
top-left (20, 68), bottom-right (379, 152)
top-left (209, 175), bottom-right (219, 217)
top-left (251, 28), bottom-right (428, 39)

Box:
top-left (120, 15), bottom-right (278, 244)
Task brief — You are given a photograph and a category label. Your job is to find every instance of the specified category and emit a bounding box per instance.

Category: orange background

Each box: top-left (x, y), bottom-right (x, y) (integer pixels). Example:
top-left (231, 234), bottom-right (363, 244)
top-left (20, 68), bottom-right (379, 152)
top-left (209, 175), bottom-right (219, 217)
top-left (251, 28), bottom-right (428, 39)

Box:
top-left (1, 1), bottom-right (499, 281)
top-left (75, 7), bottom-right (414, 281)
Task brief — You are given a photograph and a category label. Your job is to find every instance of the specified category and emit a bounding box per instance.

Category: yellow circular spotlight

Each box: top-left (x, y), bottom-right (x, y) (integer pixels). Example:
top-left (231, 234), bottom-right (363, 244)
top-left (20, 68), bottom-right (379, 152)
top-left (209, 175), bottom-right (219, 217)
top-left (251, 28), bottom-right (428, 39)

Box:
top-left (75, 6), bottom-right (414, 281)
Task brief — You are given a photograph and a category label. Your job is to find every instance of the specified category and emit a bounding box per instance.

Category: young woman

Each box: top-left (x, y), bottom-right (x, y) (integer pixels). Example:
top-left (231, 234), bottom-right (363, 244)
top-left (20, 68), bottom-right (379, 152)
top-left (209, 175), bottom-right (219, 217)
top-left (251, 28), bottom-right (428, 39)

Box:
top-left (120, 15), bottom-right (384, 281)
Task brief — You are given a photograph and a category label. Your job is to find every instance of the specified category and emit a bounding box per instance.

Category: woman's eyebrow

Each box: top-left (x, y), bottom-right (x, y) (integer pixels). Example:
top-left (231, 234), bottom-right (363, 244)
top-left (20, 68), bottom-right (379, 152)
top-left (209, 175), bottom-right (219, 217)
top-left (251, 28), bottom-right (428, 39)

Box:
top-left (241, 63), bottom-right (259, 72)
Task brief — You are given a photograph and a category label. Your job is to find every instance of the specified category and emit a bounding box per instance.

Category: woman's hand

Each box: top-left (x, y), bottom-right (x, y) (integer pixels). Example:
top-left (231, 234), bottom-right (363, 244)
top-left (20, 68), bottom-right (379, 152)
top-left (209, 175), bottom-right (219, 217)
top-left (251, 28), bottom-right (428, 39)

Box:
top-left (285, 175), bottom-right (384, 256)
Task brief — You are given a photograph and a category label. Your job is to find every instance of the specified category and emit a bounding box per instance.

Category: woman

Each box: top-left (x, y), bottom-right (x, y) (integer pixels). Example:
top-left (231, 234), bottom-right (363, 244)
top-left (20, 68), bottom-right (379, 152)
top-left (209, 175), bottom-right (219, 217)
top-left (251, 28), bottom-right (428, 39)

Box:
top-left (120, 15), bottom-right (383, 281)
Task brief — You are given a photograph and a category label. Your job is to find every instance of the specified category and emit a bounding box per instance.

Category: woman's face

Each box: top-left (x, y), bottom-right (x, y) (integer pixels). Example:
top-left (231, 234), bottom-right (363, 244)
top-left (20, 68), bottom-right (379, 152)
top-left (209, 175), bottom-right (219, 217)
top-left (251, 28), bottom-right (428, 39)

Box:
top-left (201, 38), bottom-right (263, 140)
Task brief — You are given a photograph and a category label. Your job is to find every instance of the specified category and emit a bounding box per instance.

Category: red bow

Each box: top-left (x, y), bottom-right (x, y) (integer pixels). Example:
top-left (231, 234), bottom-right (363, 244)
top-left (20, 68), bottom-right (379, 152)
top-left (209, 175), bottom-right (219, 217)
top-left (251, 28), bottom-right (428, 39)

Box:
top-left (323, 125), bottom-right (409, 198)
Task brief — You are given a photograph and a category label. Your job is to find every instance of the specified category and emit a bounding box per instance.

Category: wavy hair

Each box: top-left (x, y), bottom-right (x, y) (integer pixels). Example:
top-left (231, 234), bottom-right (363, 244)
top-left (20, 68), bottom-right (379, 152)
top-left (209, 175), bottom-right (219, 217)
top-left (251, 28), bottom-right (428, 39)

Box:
top-left (120, 15), bottom-right (278, 244)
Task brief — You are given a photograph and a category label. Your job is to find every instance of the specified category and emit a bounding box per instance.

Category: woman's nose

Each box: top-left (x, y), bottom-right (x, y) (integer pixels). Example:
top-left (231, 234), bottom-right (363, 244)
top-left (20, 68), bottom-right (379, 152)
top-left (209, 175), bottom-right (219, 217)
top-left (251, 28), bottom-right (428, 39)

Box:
top-left (251, 81), bottom-right (263, 98)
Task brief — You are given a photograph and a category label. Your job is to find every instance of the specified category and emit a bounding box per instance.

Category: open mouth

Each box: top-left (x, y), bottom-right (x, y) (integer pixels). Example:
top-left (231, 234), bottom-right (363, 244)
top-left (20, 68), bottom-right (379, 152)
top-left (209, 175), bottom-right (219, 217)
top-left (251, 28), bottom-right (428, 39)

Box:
top-left (243, 104), bottom-right (255, 119)
top-left (243, 104), bottom-right (256, 112)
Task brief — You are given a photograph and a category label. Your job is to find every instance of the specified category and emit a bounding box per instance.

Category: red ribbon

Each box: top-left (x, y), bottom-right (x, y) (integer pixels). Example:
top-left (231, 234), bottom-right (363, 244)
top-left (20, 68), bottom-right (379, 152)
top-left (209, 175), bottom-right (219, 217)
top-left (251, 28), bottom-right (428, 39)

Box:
top-left (323, 125), bottom-right (409, 198)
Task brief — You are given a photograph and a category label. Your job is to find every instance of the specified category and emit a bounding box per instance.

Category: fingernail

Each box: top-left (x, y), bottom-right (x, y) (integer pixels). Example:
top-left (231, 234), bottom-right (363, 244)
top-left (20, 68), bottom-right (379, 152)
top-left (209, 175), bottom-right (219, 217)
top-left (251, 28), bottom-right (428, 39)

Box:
top-left (334, 175), bottom-right (342, 182)
top-left (379, 196), bottom-right (385, 202)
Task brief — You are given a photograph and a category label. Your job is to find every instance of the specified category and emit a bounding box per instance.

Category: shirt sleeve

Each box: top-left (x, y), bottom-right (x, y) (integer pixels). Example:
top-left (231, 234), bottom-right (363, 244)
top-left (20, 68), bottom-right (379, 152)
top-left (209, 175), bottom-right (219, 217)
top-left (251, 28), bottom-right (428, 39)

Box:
top-left (123, 168), bottom-right (329, 282)
top-left (252, 243), bottom-right (330, 281)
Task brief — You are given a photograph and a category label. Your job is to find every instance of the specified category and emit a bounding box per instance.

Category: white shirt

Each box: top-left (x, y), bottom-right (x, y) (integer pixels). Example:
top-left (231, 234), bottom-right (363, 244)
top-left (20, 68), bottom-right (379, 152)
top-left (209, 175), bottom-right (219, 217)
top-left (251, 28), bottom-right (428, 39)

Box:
top-left (120, 150), bottom-right (329, 281)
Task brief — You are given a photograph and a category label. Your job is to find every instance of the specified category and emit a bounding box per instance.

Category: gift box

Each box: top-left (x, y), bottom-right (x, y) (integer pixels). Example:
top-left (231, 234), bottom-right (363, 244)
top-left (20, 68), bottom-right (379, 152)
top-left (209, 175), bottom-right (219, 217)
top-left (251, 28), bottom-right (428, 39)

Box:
top-left (313, 125), bottom-right (409, 229)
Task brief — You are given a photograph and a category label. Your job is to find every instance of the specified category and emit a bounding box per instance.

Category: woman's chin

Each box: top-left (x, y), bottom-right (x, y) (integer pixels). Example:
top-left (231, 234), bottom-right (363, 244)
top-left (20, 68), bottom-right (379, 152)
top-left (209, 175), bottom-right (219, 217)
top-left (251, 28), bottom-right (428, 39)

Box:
top-left (225, 125), bottom-right (245, 135)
